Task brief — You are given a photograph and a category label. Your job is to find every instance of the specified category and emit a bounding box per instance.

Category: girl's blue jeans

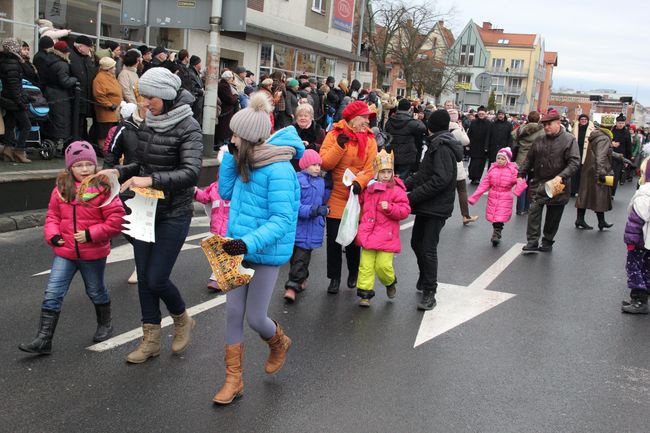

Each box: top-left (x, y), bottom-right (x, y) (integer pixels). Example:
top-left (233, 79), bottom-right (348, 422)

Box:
top-left (42, 255), bottom-right (109, 312)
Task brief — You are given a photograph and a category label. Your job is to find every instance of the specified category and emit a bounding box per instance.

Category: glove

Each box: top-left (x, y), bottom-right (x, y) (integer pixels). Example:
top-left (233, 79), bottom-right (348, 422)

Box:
top-left (317, 205), bottom-right (329, 216)
top-left (309, 205), bottom-right (319, 217)
top-left (336, 134), bottom-right (349, 149)
top-left (222, 239), bottom-right (247, 256)
top-left (351, 182), bottom-right (362, 195)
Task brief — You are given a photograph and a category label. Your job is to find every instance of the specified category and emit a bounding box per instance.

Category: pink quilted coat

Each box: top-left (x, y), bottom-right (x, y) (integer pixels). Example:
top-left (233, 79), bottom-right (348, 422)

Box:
top-left (44, 186), bottom-right (125, 261)
top-left (194, 181), bottom-right (230, 236)
top-left (468, 162), bottom-right (526, 223)
top-left (355, 177), bottom-right (411, 253)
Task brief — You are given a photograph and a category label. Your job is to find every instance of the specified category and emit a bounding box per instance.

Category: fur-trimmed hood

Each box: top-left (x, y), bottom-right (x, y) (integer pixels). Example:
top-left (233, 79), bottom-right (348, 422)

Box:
top-left (46, 48), bottom-right (70, 63)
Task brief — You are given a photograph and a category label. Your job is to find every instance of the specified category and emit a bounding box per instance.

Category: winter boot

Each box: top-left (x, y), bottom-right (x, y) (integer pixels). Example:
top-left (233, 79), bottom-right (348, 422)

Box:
top-left (622, 290), bottom-right (649, 314)
top-left (386, 279), bottom-right (397, 299)
top-left (126, 324), bottom-right (161, 363)
top-left (491, 228), bottom-right (502, 247)
top-left (597, 212), bottom-right (613, 231)
top-left (18, 310), bottom-right (60, 355)
top-left (12, 149), bottom-right (31, 163)
top-left (327, 278), bottom-right (340, 294)
top-left (263, 321), bottom-right (291, 374)
top-left (347, 274), bottom-right (358, 289)
top-left (213, 344), bottom-right (244, 405)
top-left (2, 145), bottom-right (15, 162)
top-left (171, 310), bottom-right (195, 354)
top-left (93, 302), bottom-right (113, 342)
top-left (417, 291), bottom-right (437, 311)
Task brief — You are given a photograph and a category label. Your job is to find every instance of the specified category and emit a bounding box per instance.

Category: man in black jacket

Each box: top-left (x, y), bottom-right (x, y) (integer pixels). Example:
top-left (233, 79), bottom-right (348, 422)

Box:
top-left (487, 109), bottom-right (513, 163)
top-left (467, 106), bottom-right (490, 183)
top-left (385, 98), bottom-right (427, 178)
top-left (612, 113), bottom-right (632, 194)
top-left (0, 38), bottom-right (32, 163)
top-left (69, 35), bottom-right (96, 141)
top-left (188, 55), bottom-right (205, 125)
top-left (405, 109), bottom-right (463, 310)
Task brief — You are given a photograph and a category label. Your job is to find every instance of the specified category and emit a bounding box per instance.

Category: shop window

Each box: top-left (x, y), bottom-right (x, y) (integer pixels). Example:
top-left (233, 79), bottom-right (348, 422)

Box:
top-left (149, 27), bottom-right (183, 51)
top-left (101, 0), bottom-right (144, 43)
top-left (296, 51), bottom-right (317, 75)
top-left (39, 0), bottom-right (96, 37)
top-left (260, 43), bottom-right (272, 68)
top-left (273, 45), bottom-right (296, 72)
top-left (317, 56), bottom-right (336, 78)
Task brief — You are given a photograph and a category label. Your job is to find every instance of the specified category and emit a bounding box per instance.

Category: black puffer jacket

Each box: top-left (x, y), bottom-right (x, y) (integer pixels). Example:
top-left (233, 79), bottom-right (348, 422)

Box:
top-left (42, 49), bottom-right (78, 139)
top-left (468, 117), bottom-right (490, 158)
top-left (103, 117), bottom-right (140, 168)
top-left (487, 118), bottom-right (513, 162)
top-left (0, 52), bottom-right (27, 111)
top-left (69, 46), bottom-right (96, 116)
top-left (118, 90), bottom-right (203, 219)
top-left (612, 126), bottom-right (632, 159)
top-left (405, 131), bottom-right (463, 219)
top-left (384, 110), bottom-right (427, 167)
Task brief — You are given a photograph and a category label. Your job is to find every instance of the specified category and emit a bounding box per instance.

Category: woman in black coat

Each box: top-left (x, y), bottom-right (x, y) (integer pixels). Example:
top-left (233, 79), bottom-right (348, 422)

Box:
top-left (42, 42), bottom-right (78, 146)
top-left (290, 102), bottom-right (325, 171)
top-left (215, 71), bottom-right (239, 148)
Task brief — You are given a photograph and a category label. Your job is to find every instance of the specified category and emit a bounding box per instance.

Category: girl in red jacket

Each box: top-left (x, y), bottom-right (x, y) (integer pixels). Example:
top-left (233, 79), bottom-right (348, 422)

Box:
top-left (468, 147), bottom-right (526, 246)
top-left (355, 150), bottom-right (411, 307)
top-left (19, 141), bottom-right (125, 355)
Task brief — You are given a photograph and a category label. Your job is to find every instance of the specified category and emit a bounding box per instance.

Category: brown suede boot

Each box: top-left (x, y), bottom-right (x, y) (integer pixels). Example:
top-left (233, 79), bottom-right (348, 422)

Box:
top-left (2, 146), bottom-right (15, 162)
top-left (263, 321), bottom-right (291, 374)
top-left (126, 324), bottom-right (161, 364)
top-left (213, 344), bottom-right (244, 405)
top-left (171, 310), bottom-right (195, 354)
top-left (12, 149), bottom-right (31, 163)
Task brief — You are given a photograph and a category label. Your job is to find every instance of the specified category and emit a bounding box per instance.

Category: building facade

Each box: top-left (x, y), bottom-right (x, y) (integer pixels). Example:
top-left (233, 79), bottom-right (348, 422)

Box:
top-left (548, 90), bottom-right (636, 123)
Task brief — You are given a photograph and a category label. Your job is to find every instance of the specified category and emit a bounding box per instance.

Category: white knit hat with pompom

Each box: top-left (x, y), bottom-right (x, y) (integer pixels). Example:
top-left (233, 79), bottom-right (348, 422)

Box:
top-left (229, 92), bottom-right (273, 143)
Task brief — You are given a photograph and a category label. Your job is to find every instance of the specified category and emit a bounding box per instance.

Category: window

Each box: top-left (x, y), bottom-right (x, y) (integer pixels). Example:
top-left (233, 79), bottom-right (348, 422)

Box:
top-left (101, 0), bottom-right (144, 43)
top-left (509, 78), bottom-right (522, 91)
top-left (457, 74), bottom-right (471, 83)
top-left (396, 88), bottom-right (406, 97)
top-left (468, 45), bottom-right (475, 66)
top-left (311, 0), bottom-right (323, 13)
top-left (491, 76), bottom-right (505, 92)
top-left (397, 69), bottom-right (404, 80)
top-left (509, 97), bottom-right (517, 106)
top-left (273, 45), bottom-right (296, 72)
top-left (459, 44), bottom-right (466, 65)
top-left (296, 50), bottom-right (317, 75)
top-left (492, 58), bottom-right (505, 69)
top-left (511, 59), bottom-right (524, 70)
top-left (497, 39), bottom-right (510, 44)
top-left (317, 56), bottom-right (336, 79)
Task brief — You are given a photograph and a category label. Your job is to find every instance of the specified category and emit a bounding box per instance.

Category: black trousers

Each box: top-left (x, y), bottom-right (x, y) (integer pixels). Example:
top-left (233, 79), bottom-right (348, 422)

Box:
top-left (526, 201), bottom-right (565, 246)
top-left (287, 246), bottom-right (312, 290)
top-left (468, 156), bottom-right (487, 181)
top-left (611, 158), bottom-right (623, 196)
top-left (326, 217), bottom-right (360, 280)
top-left (411, 215), bottom-right (446, 293)
top-left (2, 109), bottom-right (31, 150)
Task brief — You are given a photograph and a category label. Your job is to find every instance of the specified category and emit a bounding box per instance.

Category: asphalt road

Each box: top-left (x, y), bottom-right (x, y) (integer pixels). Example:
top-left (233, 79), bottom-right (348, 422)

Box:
top-left (1, 181), bottom-right (649, 433)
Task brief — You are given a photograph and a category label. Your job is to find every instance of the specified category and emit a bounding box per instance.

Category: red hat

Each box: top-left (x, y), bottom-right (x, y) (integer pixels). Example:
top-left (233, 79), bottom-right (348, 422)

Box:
top-left (53, 40), bottom-right (70, 53)
top-left (342, 101), bottom-right (377, 122)
top-left (541, 109), bottom-right (560, 123)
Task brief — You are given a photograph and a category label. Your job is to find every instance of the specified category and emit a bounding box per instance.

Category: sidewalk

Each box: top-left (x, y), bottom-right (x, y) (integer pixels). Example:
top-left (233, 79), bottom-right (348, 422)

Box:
top-left (0, 155), bottom-right (218, 233)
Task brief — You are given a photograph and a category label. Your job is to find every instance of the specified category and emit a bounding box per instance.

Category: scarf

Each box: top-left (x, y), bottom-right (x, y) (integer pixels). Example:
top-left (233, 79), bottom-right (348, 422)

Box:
top-left (339, 123), bottom-right (373, 160)
top-left (145, 104), bottom-right (193, 133)
top-left (250, 143), bottom-right (296, 168)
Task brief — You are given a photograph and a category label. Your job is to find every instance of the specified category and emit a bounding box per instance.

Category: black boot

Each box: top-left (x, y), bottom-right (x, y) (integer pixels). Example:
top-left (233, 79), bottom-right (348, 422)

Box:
top-left (347, 274), bottom-right (357, 289)
top-left (386, 278), bottom-right (397, 299)
top-left (597, 212), bottom-right (613, 231)
top-left (622, 290), bottom-right (649, 314)
top-left (18, 310), bottom-right (60, 354)
top-left (93, 302), bottom-right (113, 342)
top-left (575, 208), bottom-right (593, 229)
top-left (327, 279), bottom-right (340, 294)
top-left (417, 291), bottom-right (437, 311)
top-left (491, 226), bottom-right (502, 247)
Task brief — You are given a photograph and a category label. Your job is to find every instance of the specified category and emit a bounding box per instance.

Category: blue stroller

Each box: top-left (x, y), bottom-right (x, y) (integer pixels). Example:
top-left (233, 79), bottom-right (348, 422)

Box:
top-left (21, 79), bottom-right (56, 160)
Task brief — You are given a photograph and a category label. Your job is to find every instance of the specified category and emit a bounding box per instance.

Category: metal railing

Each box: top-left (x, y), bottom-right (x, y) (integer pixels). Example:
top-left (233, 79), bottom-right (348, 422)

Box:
top-left (486, 66), bottom-right (528, 77)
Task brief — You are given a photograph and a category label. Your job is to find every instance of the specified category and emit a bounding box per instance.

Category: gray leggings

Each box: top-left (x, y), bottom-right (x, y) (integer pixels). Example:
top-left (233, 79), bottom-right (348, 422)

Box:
top-left (225, 263), bottom-right (279, 344)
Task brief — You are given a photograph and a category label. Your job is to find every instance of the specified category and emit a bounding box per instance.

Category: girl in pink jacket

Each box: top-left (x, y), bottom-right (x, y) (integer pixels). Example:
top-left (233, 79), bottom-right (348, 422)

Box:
top-left (19, 141), bottom-right (125, 355)
top-left (355, 150), bottom-right (411, 307)
top-left (468, 147), bottom-right (526, 246)
top-left (194, 172), bottom-right (231, 290)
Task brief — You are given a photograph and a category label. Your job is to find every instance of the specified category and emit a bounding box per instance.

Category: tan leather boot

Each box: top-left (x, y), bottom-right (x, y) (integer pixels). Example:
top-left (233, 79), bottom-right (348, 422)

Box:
top-left (263, 321), bottom-right (291, 374)
top-left (213, 344), bottom-right (244, 405)
top-left (126, 324), bottom-right (161, 364)
top-left (171, 310), bottom-right (195, 353)
top-left (12, 149), bottom-right (31, 163)
top-left (2, 146), bottom-right (15, 162)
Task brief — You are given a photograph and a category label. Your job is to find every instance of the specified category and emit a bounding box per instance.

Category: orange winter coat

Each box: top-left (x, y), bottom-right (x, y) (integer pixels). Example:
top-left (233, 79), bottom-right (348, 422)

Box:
top-left (93, 70), bottom-right (122, 123)
top-left (320, 120), bottom-right (378, 219)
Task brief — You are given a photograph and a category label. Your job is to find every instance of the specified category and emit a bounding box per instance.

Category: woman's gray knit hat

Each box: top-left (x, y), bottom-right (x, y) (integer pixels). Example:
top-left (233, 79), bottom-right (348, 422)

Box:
top-left (229, 92), bottom-right (273, 143)
top-left (138, 67), bottom-right (181, 100)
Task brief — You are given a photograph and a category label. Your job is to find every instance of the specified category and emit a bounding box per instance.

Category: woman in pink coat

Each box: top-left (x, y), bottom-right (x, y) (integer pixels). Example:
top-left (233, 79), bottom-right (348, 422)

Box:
top-left (194, 175), bottom-right (231, 290)
top-left (355, 150), bottom-right (411, 307)
top-left (468, 147), bottom-right (526, 246)
top-left (19, 141), bottom-right (125, 355)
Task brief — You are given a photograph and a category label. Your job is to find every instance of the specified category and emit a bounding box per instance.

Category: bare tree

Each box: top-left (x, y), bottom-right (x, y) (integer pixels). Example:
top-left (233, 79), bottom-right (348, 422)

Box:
top-left (365, 0), bottom-right (407, 89)
top-left (411, 55), bottom-right (467, 101)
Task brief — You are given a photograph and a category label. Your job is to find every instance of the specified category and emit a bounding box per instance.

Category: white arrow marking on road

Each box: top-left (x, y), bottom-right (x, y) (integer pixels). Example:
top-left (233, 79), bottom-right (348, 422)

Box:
top-left (413, 243), bottom-right (524, 348)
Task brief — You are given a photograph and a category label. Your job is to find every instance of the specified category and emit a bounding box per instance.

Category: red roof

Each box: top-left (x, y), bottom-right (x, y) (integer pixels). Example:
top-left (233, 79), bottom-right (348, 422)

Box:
top-left (476, 23), bottom-right (537, 48)
top-left (544, 51), bottom-right (558, 66)
top-left (437, 21), bottom-right (455, 48)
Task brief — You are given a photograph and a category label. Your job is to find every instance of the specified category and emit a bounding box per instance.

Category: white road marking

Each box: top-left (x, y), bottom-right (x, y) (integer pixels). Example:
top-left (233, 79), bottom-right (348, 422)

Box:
top-left (86, 295), bottom-right (227, 352)
top-left (413, 243), bottom-right (524, 348)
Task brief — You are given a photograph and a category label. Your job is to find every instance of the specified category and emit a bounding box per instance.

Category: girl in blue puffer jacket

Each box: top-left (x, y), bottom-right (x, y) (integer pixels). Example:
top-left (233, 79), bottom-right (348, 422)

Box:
top-left (213, 93), bottom-right (304, 405)
top-left (283, 149), bottom-right (331, 303)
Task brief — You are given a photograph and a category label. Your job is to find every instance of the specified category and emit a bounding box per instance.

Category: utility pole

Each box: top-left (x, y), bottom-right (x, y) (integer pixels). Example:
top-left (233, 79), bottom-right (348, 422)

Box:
top-left (354, 0), bottom-right (366, 81)
top-left (203, 0), bottom-right (223, 155)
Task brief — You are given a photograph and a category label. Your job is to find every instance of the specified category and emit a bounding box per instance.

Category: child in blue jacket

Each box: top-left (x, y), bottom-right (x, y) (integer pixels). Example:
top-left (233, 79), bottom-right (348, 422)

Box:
top-left (284, 149), bottom-right (330, 302)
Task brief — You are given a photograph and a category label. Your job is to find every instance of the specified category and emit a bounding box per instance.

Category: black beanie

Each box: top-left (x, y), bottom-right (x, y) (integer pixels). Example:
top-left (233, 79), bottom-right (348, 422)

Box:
top-left (397, 98), bottom-right (412, 111)
top-left (38, 36), bottom-right (54, 51)
top-left (427, 109), bottom-right (451, 133)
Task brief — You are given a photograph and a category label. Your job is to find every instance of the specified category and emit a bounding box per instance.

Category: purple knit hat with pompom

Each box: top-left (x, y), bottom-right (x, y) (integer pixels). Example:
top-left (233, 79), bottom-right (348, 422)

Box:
top-left (65, 141), bottom-right (97, 169)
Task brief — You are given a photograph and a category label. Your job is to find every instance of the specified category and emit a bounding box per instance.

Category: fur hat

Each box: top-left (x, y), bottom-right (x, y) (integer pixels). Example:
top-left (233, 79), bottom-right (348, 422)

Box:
top-left (427, 109), bottom-right (451, 133)
top-left (373, 149), bottom-right (394, 174)
top-left (299, 149), bottom-right (322, 170)
top-left (138, 67), bottom-right (181, 100)
top-left (65, 141), bottom-right (97, 169)
top-left (497, 147), bottom-right (512, 162)
top-left (229, 92), bottom-right (273, 143)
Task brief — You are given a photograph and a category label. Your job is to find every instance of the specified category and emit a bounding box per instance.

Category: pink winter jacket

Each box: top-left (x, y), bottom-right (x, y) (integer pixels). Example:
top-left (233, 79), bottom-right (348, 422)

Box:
top-left (44, 186), bottom-right (125, 261)
top-left (355, 177), bottom-right (411, 253)
top-left (194, 181), bottom-right (230, 236)
top-left (468, 162), bottom-right (526, 223)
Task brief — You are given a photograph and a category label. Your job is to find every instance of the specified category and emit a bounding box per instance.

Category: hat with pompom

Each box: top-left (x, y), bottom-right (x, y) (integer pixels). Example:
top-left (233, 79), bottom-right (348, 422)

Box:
top-left (65, 141), bottom-right (97, 169)
top-left (497, 147), bottom-right (512, 162)
top-left (229, 92), bottom-right (273, 143)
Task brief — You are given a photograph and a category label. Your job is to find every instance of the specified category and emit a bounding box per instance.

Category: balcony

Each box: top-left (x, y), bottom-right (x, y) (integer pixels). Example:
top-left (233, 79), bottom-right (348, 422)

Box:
top-left (504, 86), bottom-right (523, 95)
top-left (454, 82), bottom-right (472, 90)
top-left (486, 67), bottom-right (528, 77)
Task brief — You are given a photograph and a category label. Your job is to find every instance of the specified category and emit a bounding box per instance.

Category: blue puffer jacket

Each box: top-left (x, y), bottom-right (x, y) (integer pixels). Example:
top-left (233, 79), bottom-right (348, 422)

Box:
top-left (295, 171), bottom-right (330, 249)
top-left (219, 126), bottom-right (305, 265)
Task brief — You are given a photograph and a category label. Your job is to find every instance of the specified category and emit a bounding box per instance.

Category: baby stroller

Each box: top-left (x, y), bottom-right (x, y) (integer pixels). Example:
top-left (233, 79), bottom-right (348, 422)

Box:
top-left (21, 80), bottom-right (56, 160)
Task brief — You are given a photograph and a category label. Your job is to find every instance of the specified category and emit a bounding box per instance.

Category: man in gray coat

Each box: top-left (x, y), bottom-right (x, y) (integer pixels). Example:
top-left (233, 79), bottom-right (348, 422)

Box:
top-left (519, 110), bottom-right (580, 253)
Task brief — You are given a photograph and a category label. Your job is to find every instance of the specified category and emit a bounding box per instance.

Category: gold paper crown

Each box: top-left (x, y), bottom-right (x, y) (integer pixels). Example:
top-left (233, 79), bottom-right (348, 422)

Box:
top-left (373, 149), bottom-right (394, 173)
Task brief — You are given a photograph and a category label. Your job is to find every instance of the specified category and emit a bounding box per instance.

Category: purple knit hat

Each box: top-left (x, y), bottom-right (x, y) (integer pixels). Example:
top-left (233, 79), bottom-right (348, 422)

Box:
top-left (65, 141), bottom-right (97, 169)
top-left (497, 147), bottom-right (512, 162)
top-left (299, 149), bottom-right (322, 170)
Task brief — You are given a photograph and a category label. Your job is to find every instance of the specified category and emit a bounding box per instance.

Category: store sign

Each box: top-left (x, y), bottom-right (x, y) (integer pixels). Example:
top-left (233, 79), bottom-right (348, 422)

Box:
top-left (177, 1), bottom-right (196, 7)
top-left (332, 0), bottom-right (353, 33)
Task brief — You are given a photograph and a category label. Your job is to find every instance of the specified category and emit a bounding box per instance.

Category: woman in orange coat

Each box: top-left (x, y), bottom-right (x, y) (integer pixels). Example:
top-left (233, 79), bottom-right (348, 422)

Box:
top-left (320, 101), bottom-right (378, 293)
top-left (92, 57), bottom-right (122, 153)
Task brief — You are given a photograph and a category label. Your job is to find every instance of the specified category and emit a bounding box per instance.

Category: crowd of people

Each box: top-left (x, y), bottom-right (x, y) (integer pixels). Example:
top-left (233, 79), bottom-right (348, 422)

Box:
top-left (7, 25), bottom-right (650, 407)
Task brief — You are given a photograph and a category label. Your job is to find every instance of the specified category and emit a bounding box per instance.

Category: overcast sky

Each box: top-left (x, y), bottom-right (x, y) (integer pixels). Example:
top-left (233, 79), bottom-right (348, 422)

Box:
top-left (430, 0), bottom-right (650, 106)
